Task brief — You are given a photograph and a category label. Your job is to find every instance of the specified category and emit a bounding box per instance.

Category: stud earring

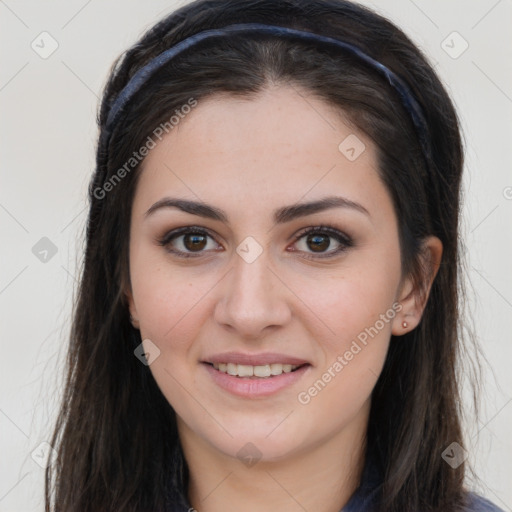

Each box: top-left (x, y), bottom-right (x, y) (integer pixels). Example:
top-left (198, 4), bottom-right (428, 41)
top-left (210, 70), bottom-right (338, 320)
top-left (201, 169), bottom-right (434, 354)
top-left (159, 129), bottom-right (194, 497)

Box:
top-left (402, 321), bottom-right (408, 328)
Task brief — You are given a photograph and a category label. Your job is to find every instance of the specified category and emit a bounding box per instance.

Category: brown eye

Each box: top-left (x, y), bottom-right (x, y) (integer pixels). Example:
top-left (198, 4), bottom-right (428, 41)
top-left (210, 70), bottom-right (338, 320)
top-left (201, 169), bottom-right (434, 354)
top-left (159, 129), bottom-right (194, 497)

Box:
top-left (292, 225), bottom-right (354, 259)
top-left (157, 227), bottom-right (221, 258)
top-left (306, 233), bottom-right (331, 252)
top-left (182, 233), bottom-right (208, 252)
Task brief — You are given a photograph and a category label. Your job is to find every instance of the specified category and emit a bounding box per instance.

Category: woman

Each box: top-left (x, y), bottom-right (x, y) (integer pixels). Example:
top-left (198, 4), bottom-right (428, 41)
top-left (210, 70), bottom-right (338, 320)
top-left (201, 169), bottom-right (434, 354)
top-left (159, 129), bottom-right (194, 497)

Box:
top-left (45, 0), bottom-right (504, 511)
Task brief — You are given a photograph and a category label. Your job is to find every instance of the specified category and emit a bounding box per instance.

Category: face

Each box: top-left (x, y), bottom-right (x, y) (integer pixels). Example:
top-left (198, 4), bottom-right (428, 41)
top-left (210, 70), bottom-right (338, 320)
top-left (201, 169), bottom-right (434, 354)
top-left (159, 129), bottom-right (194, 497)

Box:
top-left (126, 85), bottom-right (420, 463)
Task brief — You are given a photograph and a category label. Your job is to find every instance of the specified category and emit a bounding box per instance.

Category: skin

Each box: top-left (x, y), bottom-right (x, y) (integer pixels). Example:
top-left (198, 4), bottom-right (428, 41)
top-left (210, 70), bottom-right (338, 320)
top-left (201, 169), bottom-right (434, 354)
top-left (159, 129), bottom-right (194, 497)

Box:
top-left (125, 84), bottom-right (442, 512)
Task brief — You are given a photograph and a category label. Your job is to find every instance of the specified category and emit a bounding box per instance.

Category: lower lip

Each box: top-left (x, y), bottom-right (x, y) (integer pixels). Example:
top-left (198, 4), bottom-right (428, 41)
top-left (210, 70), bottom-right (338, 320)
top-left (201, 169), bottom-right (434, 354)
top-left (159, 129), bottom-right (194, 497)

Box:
top-left (202, 363), bottom-right (311, 398)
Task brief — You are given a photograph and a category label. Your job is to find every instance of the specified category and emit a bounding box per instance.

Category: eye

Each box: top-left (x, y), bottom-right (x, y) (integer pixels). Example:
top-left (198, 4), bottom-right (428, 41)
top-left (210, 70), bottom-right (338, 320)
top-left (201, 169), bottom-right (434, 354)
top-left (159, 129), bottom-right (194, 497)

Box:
top-left (157, 224), bottom-right (354, 260)
top-left (157, 226), bottom-right (221, 258)
top-left (290, 225), bottom-right (354, 259)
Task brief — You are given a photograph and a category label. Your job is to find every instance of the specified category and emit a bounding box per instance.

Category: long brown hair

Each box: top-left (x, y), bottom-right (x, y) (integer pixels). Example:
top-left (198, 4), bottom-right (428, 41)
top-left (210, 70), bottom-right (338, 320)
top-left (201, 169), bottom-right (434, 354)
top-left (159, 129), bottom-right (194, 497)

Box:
top-left (45, 1), bottom-right (480, 510)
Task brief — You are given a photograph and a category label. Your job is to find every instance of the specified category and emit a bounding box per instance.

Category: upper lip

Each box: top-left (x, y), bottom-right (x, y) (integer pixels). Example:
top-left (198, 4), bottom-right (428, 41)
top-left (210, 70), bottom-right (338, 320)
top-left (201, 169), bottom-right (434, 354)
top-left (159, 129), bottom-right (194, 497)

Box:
top-left (203, 352), bottom-right (310, 366)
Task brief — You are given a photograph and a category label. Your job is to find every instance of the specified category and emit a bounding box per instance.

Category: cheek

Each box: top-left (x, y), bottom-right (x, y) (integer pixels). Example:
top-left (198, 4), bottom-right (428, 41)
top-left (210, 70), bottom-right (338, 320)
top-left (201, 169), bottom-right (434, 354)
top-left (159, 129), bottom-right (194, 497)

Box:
top-left (129, 242), bottom-right (214, 340)
top-left (296, 285), bottom-right (394, 417)
top-left (294, 260), bottom-right (400, 400)
top-left (300, 260), bottom-right (401, 344)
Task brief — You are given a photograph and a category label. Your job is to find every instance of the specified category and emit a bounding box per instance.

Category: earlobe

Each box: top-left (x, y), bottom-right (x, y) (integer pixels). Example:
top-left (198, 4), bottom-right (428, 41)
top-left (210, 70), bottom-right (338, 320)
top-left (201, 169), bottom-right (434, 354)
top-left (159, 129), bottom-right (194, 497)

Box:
top-left (391, 236), bottom-right (443, 336)
top-left (391, 275), bottom-right (416, 335)
top-left (130, 315), bottom-right (140, 329)
top-left (124, 287), bottom-right (140, 329)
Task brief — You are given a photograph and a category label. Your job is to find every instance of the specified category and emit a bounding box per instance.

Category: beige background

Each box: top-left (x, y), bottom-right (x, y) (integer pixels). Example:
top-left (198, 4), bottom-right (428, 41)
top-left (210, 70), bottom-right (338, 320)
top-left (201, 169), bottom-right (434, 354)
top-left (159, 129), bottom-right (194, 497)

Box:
top-left (1, 1), bottom-right (511, 510)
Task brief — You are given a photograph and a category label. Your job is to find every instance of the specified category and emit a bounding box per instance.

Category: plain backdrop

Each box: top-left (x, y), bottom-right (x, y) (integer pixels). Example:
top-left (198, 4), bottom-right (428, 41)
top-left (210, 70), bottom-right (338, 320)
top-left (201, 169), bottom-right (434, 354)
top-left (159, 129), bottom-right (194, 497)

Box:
top-left (1, 1), bottom-right (511, 510)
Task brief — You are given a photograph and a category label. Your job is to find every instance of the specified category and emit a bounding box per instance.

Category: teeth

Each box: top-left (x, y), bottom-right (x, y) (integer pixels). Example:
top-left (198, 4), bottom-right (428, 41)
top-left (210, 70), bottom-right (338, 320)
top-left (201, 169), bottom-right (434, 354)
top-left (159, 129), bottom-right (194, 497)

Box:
top-left (211, 362), bottom-right (301, 377)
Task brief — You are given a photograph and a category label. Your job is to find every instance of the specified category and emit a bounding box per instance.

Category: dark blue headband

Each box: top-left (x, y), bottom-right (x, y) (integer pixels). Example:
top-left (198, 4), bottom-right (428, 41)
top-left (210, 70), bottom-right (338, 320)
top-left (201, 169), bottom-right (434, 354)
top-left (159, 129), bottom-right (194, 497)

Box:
top-left (103, 22), bottom-right (431, 163)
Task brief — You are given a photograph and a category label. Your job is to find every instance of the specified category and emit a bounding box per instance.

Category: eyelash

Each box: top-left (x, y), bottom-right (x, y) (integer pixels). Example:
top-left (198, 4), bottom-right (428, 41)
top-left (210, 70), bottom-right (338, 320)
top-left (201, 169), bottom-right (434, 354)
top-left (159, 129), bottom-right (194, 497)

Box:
top-left (156, 224), bottom-right (354, 260)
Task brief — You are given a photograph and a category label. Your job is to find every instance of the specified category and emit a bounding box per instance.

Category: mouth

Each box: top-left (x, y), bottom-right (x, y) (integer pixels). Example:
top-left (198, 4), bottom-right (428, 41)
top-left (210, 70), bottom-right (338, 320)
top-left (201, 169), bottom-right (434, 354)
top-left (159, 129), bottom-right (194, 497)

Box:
top-left (204, 361), bottom-right (309, 379)
top-left (201, 361), bottom-right (311, 398)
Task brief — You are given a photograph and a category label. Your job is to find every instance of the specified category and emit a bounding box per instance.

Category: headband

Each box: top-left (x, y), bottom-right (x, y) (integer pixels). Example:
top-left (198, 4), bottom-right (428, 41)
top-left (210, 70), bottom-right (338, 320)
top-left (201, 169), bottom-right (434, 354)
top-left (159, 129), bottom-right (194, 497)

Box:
top-left (102, 22), bottom-right (431, 164)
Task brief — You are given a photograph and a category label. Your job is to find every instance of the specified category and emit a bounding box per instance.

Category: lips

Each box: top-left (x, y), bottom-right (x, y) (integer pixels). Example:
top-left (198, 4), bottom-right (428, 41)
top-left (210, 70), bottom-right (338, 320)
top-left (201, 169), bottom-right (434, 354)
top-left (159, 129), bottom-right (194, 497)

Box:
top-left (200, 352), bottom-right (312, 397)
top-left (202, 360), bottom-right (311, 397)
top-left (203, 352), bottom-right (310, 366)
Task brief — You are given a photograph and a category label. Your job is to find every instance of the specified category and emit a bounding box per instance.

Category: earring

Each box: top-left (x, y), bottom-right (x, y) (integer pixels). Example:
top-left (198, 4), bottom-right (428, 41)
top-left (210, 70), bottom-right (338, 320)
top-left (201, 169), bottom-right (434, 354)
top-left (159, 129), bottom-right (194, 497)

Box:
top-left (402, 321), bottom-right (408, 328)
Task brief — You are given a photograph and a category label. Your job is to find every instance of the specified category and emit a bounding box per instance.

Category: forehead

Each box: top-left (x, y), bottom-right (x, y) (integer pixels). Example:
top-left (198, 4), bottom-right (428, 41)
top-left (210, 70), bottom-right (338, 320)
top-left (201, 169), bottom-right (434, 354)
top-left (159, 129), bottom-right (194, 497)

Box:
top-left (133, 85), bottom-right (393, 224)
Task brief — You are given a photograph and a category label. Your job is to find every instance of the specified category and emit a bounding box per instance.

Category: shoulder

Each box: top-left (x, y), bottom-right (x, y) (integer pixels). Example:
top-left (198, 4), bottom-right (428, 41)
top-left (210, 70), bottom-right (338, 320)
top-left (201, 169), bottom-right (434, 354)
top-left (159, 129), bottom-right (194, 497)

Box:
top-left (463, 492), bottom-right (505, 512)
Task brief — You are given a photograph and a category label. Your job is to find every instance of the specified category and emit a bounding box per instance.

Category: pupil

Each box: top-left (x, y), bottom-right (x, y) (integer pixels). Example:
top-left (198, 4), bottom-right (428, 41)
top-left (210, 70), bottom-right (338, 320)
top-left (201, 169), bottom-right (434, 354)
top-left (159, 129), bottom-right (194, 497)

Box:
top-left (308, 234), bottom-right (329, 252)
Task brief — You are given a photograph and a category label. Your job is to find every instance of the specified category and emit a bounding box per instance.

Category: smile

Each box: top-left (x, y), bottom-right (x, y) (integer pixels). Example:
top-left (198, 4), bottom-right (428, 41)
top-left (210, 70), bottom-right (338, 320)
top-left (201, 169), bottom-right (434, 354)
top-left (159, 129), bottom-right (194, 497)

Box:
top-left (202, 362), bottom-right (311, 398)
top-left (211, 362), bottom-right (304, 378)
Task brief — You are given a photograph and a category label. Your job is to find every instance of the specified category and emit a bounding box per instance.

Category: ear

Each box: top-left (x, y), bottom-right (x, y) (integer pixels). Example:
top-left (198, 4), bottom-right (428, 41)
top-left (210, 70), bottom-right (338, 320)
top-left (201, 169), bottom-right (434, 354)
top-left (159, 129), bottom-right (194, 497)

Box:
top-left (123, 281), bottom-right (140, 330)
top-left (391, 236), bottom-right (443, 336)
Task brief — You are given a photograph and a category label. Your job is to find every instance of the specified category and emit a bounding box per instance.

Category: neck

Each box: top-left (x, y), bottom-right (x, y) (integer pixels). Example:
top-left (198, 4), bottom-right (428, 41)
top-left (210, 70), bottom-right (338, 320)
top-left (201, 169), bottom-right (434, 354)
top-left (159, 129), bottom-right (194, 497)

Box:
top-left (177, 401), bottom-right (369, 512)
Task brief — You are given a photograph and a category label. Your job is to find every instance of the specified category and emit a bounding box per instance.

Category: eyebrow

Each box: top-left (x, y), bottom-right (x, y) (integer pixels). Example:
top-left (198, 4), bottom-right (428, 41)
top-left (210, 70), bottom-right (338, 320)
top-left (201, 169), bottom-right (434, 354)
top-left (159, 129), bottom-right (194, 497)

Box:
top-left (144, 195), bottom-right (370, 224)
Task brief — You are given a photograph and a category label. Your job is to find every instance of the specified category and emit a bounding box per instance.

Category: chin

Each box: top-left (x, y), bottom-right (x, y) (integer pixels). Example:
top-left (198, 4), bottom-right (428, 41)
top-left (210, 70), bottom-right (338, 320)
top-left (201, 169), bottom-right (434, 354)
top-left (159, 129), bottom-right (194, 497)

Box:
top-left (207, 421), bottom-right (311, 462)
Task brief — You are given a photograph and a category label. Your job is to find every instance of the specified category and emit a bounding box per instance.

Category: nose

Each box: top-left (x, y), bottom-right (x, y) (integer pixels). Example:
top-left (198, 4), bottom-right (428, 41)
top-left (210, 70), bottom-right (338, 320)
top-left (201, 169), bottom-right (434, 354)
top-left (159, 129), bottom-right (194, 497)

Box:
top-left (213, 247), bottom-right (292, 340)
